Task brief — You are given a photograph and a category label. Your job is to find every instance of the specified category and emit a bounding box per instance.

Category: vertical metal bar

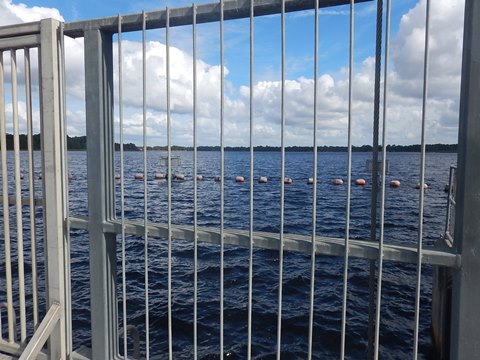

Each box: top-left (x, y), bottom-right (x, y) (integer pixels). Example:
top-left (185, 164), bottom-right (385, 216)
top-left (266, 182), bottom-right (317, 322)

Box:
top-left (373, 0), bottom-right (391, 358)
top-left (0, 51), bottom-right (15, 343)
top-left (58, 23), bottom-right (73, 357)
top-left (118, 14), bottom-right (129, 360)
top-left (11, 48), bottom-right (27, 343)
top-left (166, 8), bottom-right (173, 360)
top-left (413, 0), bottom-right (430, 358)
top-left (141, 10), bottom-right (151, 360)
top-left (367, 0), bottom-right (383, 356)
top-left (340, 1), bottom-right (354, 358)
top-left (451, 0), bottom-right (480, 357)
top-left (25, 47), bottom-right (39, 331)
top-left (276, 0), bottom-right (286, 358)
top-left (247, 0), bottom-right (254, 359)
top-left (219, 1), bottom-right (225, 358)
top-left (307, 1), bottom-right (319, 359)
top-left (40, 18), bottom-right (70, 359)
top-left (192, 5), bottom-right (198, 360)
top-left (84, 24), bottom-right (118, 359)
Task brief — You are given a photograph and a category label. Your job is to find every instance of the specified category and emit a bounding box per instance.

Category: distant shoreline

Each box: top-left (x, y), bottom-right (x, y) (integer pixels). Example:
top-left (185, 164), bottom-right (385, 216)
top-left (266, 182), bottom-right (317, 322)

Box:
top-left (142, 144), bottom-right (457, 153)
top-left (2, 134), bottom-right (457, 153)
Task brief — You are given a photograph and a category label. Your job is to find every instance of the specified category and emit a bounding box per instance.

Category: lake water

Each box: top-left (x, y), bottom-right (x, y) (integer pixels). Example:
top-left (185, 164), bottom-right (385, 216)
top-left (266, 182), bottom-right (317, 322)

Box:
top-left (0, 150), bottom-right (457, 359)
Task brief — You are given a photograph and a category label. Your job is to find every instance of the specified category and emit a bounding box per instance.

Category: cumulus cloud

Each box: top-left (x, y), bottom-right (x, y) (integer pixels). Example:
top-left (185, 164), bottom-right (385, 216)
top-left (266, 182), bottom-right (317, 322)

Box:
top-left (0, 0), bottom-right (84, 135)
top-left (110, 0), bottom-right (463, 146)
top-left (388, 0), bottom-right (463, 143)
top-left (0, 0), bottom-right (465, 146)
top-left (115, 40), bottom-right (245, 119)
top-left (0, 0), bottom-right (63, 25)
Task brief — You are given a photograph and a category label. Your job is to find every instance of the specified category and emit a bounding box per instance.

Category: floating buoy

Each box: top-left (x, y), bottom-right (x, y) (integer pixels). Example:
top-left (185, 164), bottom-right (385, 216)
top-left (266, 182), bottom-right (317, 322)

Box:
top-left (134, 173), bottom-right (144, 180)
top-left (235, 176), bottom-right (245, 183)
top-left (115, 174), bottom-right (121, 180)
top-left (196, 175), bottom-right (204, 181)
top-left (355, 178), bottom-right (366, 186)
top-left (415, 182), bottom-right (428, 190)
top-left (214, 176), bottom-right (221, 182)
top-left (284, 177), bottom-right (293, 185)
top-left (68, 174), bottom-right (74, 180)
top-left (390, 180), bottom-right (401, 188)
top-left (154, 172), bottom-right (166, 180)
top-left (258, 176), bottom-right (268, 184)
top-left (444, 184), bottom-right (450, 193)
top-left (38, 175), bottom-right (42, 180)
top-left (333, 178), bottom-right (344, 185)
top-left (307, 177), bottom-right (314, 185)
top-left (20, 173), bottom-right (24, 180)
top-left (175, 174), bottom-right (185, 181)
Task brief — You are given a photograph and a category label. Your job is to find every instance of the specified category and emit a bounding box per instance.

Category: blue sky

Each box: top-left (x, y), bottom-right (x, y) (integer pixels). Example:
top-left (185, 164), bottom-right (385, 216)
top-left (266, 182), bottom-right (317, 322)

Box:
top-left (0, 0), bottom-right (464, 146)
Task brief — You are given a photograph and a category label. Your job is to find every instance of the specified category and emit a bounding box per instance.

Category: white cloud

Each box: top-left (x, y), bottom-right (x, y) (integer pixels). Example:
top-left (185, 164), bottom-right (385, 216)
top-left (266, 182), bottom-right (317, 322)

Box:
top-left (0, 0), bottom-right (63, 25)
top-left (115, 40), bottom-right (228, 118)
top-left (0, 0), bottom-right (464, 146)
top-left (231, 0), bottom-right (464, 146)
top-left (388, 0), bottom-right (463, 143)
top-left (109, 0), bottom-right (463, 146)
top-left (0, 0), bottom-right (84, 136)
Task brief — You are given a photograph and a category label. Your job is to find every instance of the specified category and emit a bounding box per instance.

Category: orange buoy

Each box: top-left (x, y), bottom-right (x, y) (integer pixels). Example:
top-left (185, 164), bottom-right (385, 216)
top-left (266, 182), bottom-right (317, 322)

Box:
top-left (196, 175), bottom-right (204, 181)
top-left (415, 182), bottom-right (428, 190)
top-left (390, 180), bottom-right (401, 188)
top-left (333, 178), bottom-right (344, 185)
top-left (258, 176), bottom-right (268, 183)
top-left (235, 176), bottom-right (245, 183)
top-left (134, 173), bottom-right (144, 180)
top-left (115, 174), bottom-right (121, 180)
top-left (175, 174), bottom-right (185, 181)
top-left (214, 176), bottom-right (221, 182)
top-left (284, 177), bottom-right (293, 185)
top-left (307, 177), bottom-right (314, 185)
top-left (154, 172), bottom-right (166, 180)
top-left (355, 178), bottom-right (366, 186)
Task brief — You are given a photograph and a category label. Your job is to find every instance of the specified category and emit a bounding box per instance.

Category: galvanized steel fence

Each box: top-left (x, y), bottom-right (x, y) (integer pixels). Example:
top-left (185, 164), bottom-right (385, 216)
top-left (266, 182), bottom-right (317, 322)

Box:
top-left (0, 0), bottom-right (479, 359)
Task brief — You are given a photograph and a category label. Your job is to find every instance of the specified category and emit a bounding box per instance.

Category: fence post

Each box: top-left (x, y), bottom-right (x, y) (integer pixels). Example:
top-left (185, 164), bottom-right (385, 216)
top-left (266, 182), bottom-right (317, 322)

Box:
top-left (39, 18), bottom-right (70, 359)
top-left (84, 28), bottom-right (118, 359)
top-left (450, 0), bottom-right (480, 358)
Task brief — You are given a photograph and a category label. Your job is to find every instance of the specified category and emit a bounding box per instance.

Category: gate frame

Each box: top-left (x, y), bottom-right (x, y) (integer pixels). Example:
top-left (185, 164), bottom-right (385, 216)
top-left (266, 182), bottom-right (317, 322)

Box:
top-left (450, 0), bottom-right (480, 358)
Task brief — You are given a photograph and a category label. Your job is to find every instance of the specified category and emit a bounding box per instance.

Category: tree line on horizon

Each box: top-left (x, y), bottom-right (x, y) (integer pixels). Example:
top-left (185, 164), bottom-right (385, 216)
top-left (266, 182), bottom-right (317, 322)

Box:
top-left (1, 134), bottom-right (457, 153)
top-left (1, 134), bottom-right (138, 151)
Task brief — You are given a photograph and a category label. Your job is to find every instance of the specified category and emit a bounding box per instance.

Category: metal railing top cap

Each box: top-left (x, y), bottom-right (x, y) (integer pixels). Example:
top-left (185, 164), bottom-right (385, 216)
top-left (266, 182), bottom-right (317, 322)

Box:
top-left (64, 0), bottom-right (371, 38)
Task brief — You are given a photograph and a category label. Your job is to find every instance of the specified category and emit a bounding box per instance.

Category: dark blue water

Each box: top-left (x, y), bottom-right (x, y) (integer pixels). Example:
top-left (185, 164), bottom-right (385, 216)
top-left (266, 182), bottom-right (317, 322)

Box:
top-left (1, 151), bottom-right (456, 359)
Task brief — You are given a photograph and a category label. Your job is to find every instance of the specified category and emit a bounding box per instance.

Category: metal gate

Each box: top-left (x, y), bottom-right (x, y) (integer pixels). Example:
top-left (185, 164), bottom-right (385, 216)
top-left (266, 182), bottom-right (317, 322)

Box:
top-left (0, 19), bottom-right (70, 359)
top-left (0, 0), bottom-right (480, 359)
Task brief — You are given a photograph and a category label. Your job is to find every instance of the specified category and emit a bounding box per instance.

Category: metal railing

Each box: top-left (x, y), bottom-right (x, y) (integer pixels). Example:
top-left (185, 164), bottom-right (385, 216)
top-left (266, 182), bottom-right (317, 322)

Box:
top-left (0, 19), bottom-right (70, 359)
top-left (64, 0), bottom-right (468, 359)
top-left (0, 0), bottom-right (479, 359)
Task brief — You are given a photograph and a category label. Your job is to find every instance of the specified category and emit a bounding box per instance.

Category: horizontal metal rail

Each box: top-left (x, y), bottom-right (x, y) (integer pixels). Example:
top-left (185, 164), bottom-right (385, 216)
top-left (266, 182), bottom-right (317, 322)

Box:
top-left (64, 0), bottom-right (371, 38)
top-left (68, 216), bottom-right (460, 268)
top-left (0, 34), bottom-right (40, 50)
